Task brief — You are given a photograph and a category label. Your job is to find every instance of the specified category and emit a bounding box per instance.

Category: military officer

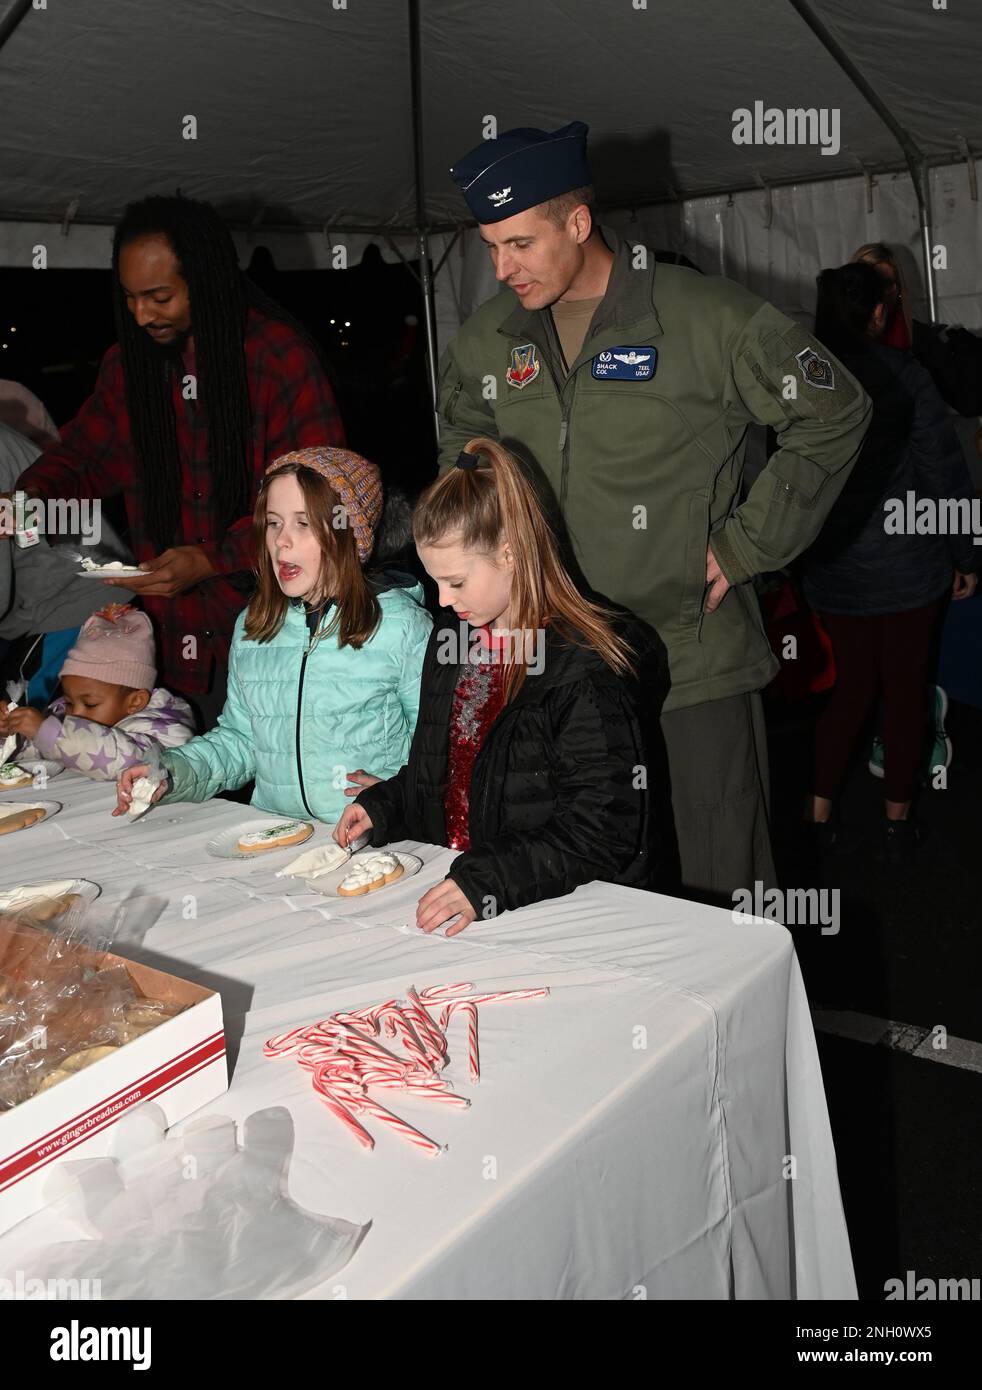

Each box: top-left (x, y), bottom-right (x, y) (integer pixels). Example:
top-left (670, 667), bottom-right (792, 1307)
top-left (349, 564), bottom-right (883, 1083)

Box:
top-left (437, 120), bottom-right (871, 899)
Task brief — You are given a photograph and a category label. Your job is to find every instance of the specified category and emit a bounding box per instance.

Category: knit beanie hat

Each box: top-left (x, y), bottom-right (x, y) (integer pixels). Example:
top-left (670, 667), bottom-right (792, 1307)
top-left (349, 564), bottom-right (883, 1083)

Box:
top-left (59, 604), bottom-right (156, 690)
top-left (265, 447), bottom-right (383, 564)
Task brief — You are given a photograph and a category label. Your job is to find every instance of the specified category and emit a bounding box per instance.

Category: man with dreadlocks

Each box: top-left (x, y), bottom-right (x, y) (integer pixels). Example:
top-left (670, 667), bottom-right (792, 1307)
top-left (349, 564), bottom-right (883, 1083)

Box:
top-left (8, 195), bottom-right (344, 729)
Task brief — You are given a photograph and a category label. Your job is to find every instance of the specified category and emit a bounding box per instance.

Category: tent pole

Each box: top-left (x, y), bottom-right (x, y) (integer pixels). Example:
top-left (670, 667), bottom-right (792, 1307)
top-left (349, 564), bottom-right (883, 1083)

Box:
top-left (0, 0), bottom-right (32, 53)
top-left (408, 0), bottom-right (441, 440)
top-left (785, 0), bottom-right (938, 322)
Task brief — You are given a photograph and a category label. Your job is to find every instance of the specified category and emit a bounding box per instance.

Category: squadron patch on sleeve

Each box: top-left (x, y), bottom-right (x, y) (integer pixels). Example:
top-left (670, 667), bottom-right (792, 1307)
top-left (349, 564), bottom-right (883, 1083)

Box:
top-left (794, 347), bottom-right (835, 391)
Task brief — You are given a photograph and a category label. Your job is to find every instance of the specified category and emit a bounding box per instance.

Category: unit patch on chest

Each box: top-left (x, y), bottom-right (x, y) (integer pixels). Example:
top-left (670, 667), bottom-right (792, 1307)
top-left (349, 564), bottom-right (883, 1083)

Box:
top-left (505, 342), bottom-right (541, 389)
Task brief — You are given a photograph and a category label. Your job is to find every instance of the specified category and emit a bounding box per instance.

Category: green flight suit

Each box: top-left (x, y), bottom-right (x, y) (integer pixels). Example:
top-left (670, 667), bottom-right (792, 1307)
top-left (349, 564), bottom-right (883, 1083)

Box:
top-left (436, 227), bottom-right (871, 895)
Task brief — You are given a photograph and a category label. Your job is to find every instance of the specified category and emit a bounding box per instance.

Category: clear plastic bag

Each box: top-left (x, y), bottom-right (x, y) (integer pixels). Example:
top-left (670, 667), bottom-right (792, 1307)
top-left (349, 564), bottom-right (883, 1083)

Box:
top-left (0, 899), bottom-right (180, 1110)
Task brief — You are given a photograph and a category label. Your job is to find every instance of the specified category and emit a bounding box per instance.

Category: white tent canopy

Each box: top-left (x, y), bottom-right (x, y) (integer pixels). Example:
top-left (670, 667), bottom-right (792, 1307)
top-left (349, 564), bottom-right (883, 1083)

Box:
top-left (2, 0), bottom-right (979, 226)
top-left (1, 0), bottom-right (980, 343)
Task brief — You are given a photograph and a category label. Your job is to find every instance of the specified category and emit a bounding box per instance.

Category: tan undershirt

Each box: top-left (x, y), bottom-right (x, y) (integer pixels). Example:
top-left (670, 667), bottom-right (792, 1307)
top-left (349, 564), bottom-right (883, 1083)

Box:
top-left (550, 294), bottom-right (604, 375)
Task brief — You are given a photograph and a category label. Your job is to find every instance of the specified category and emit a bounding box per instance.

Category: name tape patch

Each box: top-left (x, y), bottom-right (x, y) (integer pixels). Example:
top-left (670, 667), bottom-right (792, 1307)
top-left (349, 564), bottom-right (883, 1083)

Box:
top-left (591, 346), bottom-right (657, 380)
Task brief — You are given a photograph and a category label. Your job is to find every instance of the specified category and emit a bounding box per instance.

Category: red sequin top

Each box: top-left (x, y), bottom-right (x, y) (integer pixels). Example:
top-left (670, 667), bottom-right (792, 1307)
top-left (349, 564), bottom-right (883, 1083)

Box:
top-left (444, 629), bottom-right (508, 851)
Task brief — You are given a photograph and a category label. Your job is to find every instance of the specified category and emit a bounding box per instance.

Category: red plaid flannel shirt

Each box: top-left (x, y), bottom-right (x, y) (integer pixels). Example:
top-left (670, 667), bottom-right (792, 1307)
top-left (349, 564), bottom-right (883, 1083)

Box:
top-left (17, 309), bottom-right (344, 694)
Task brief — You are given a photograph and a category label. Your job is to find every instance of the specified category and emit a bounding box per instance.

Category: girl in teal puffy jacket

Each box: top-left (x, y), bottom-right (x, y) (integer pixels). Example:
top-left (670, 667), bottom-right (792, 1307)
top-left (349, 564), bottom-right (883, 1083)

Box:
top-left (114, 447), bottom-right (432, 825)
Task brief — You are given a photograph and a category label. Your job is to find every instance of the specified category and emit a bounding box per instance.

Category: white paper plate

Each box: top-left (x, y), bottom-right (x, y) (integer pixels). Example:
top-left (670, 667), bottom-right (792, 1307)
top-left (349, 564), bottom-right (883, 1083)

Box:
top-left (0, 759), bottom-right (64, 788)
top-left (0, 878), bottom-right (101, 912)
top-left (205, 817), bottom-right (315, 860)
top-left (0, 800), bottom-right (63, 834)
top-left (75, 566), bottom-right (146, 578)
top-left (303, 850), bottom-right (423, 898)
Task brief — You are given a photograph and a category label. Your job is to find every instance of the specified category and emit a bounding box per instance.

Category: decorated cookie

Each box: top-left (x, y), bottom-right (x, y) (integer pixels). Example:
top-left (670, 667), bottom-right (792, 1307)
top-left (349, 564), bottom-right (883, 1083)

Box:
top-left (337, 852), bottom-right (404, 896)
top-left (237, 821), bottom-right (312, 853)
top-left (0, 763), bottom-right (32, 788)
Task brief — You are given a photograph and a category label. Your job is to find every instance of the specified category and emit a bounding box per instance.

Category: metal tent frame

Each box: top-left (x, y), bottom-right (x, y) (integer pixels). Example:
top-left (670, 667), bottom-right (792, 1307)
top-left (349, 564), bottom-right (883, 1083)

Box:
top-left (0, 0), bottom-right (949, 433)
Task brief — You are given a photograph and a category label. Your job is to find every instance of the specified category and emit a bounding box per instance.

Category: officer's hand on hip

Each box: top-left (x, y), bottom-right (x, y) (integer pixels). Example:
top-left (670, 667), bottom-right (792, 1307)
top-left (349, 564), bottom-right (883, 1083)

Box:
top-left (705, 543), bottom-right (731, 613)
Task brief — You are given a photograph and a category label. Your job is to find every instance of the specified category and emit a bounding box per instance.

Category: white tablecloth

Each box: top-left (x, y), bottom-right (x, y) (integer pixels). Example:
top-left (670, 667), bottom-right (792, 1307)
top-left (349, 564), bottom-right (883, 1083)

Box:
top-left (0, 772), bottom-right (856, 1299)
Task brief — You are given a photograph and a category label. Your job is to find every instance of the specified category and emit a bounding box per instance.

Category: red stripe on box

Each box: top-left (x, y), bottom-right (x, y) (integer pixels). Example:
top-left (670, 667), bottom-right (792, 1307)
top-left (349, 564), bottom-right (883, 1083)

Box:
top-left (0, 1033), bottom-right (227, 1191)
top-left (2, 1030), bottom-right (225, 1164)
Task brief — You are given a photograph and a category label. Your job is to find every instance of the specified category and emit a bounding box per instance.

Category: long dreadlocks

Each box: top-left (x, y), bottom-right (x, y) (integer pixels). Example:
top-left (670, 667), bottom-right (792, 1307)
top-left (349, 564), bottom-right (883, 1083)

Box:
top-left (112, 195), bottom-right (334, 553)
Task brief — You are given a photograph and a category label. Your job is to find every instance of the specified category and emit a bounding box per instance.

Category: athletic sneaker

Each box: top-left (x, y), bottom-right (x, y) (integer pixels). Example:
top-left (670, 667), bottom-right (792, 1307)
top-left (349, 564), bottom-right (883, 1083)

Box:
top-left (868, 736), bottom-right (885, 779)
top-left (867, 686), bottom-right (952, 783)
top-left (928, 684), bottom-right (952, 778)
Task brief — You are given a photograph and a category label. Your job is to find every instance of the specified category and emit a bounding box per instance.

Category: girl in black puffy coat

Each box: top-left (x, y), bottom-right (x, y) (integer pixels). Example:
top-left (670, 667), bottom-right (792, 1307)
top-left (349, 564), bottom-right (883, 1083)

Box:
top-left (334, 436), bottom-right (669, 936)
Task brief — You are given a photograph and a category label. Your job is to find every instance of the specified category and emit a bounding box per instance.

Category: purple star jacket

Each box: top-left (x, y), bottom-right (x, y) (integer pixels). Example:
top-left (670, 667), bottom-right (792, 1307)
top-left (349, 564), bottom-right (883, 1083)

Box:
top-left (16, 687), bottom-right (195, 779)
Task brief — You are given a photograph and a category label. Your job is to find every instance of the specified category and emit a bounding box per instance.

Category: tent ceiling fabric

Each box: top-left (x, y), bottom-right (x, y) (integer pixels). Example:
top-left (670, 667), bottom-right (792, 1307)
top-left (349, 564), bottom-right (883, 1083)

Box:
top-left (0, 0), bottom-right (977, 229)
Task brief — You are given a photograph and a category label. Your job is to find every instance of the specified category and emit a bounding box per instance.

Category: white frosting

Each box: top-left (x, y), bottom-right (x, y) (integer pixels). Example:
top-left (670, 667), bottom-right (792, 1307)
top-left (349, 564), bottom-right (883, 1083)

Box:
top-left (239, 820), bottom-right (306, 848)
top-left (0, 763), bottom-right (29, 785)
top-left (362, 852), bottom-right (399, 875)
top-left (276, 840), bottom-right (349, 879)
top-left (0, 880), bottom-right (78, 910)
top-left (339, 853), bottom-right (399, 890)
top-left (339, 864), bottom-right (382, 889)
top-left (128, 775), bottom-right (160, 819)
top-left (80, 558), bottom-right (129, 571)
top-left (0, 706), bottom-right (19, 766)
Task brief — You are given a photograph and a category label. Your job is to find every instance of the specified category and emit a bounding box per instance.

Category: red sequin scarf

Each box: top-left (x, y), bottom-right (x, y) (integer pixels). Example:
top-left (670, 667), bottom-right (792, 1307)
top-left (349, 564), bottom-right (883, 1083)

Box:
top-left (443, 632), bottom-right (508, 851)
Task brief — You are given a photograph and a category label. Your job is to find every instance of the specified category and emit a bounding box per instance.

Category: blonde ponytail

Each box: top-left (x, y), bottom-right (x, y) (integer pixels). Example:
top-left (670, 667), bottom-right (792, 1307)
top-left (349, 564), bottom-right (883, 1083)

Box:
top-left (414, 437), bottom-right (635, 701)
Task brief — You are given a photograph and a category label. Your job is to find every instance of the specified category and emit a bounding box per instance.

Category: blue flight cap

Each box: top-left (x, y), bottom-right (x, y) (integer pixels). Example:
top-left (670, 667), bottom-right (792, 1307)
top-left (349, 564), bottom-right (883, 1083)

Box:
top-left (450, 121), bottom-right (591, 223)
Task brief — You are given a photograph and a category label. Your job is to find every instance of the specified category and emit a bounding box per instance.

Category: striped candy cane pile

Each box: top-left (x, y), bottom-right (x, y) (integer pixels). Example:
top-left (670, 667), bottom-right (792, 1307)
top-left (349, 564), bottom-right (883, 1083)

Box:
top-left (264, 982), bottom-right (548, 1156)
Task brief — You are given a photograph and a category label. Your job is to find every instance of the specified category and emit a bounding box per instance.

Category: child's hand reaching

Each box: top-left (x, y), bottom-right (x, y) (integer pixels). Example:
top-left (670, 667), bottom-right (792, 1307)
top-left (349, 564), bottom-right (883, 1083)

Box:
top-left (114, 763), bottom-right (167, 817)
top-left (343, 769), bottom-right (381, 797)
top-left (0, 704), bottom-right (43, 739)
top-left (333, 803), bottom-right (373, 847)
top-left (416, 879), bottom-right (477, 937)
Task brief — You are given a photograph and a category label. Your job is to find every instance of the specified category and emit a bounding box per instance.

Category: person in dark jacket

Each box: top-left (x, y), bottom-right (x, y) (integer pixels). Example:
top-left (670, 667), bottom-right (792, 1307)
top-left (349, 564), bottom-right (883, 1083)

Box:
top-left (334, 435), bottom-right (670, 935)
top-left (852, 242), bottom-right (982, 417)
top-left (801, 263), bottom-right (978, 861)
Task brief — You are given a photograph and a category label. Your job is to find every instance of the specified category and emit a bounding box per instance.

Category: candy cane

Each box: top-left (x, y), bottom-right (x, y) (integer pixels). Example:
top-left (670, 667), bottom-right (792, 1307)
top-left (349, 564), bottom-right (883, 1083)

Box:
top-left (263, 1025), bottom-right (310, 1056)
top-left (311, 1071), bottom-right (375, 1151)
top-left (296, 1047), bottom-right (337, 1071)
top-left (406, 986), bottom-right (448, 1061)
top-left (305, 1026), bottom-right (343, 1045)
top-left (453, 988), bottom-right (550, 1007)
top-left (460, 1002), bottom-right (480, 1083)
top-left (266, 981), bottom-right (547, 1156)
top-left (436, 1000), bottom-right (480, 1081)
top-left (346, 1091), bottom-right (445, 1157)
top-left (420, 982), bottom-right (475, 1002)
top-left (401, 1085), bottom-right (472, 1109)
top-left (380, 1006), bottom-right (435, 1073)
top-left (338, 1032), bottom-right (405, 1068)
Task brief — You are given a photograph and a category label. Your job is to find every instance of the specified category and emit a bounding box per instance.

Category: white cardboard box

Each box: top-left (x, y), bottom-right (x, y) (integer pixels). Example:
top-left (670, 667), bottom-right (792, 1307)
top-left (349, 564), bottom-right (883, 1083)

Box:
top-left (0, 934), bottom-right (228, 1235)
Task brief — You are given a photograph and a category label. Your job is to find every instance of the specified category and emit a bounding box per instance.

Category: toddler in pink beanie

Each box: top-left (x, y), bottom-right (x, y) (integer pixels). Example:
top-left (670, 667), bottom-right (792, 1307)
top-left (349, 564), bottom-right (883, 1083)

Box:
top-left (0, 604), bottom-right (194, 779)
